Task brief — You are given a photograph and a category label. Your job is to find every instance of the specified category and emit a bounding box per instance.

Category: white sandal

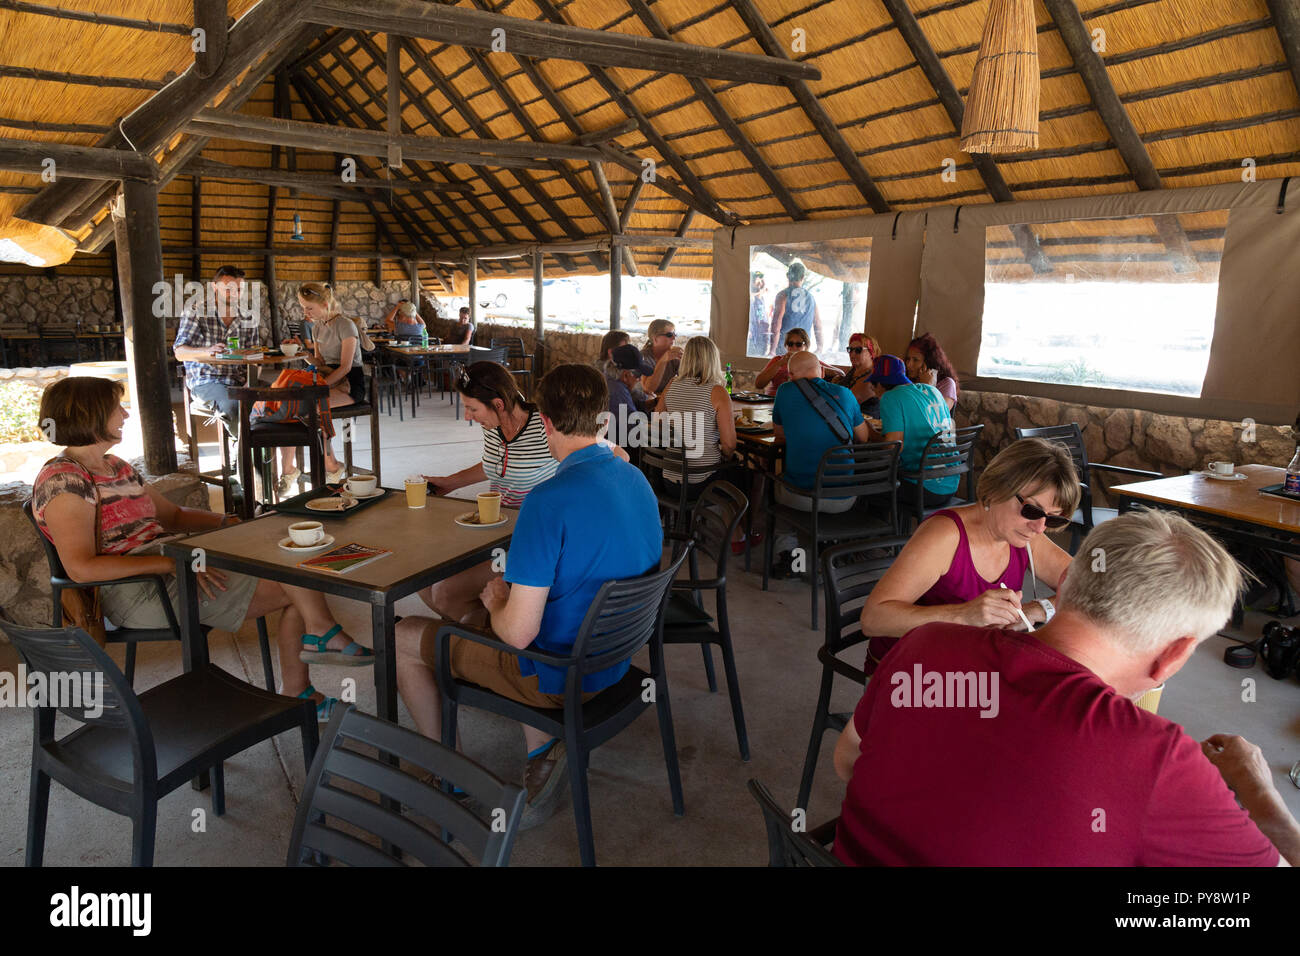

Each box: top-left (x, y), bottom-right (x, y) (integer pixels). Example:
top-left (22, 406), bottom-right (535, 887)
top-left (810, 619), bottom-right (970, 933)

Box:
top-left (276, 467), bottom-right (301, 496)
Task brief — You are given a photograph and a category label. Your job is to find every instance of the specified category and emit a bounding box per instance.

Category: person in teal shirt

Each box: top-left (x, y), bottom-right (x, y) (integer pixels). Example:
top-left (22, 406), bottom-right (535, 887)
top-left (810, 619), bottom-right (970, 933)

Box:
top-left (867, 354), bottom-right (958, 509)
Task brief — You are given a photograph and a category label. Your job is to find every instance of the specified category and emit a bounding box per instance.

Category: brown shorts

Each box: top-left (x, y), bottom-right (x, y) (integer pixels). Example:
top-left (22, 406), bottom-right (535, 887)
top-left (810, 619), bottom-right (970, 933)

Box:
top-left (418, 621), bottom-right (585, 709)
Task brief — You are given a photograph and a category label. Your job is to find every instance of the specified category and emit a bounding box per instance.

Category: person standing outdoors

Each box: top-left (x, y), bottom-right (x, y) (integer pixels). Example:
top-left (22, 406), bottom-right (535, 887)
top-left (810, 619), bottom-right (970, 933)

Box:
top-left (772, 260), bottom-right (820, 352)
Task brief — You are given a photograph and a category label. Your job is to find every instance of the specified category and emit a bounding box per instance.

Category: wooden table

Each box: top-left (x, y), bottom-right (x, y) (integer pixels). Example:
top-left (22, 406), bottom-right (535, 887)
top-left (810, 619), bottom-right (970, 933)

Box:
top-left (383, 343), bottom-right (472, 418)
top-left (162, 492), bottom-right (517, 723)
top-left (191, 351), bottom-right (303, 386)
top-left (1113, 464), bottom-right (1300, 558)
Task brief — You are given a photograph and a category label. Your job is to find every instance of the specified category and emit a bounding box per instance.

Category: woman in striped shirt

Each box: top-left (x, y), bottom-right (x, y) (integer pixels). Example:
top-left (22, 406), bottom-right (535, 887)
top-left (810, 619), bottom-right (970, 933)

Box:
top-left (418, 361), bottom-right (558, 623)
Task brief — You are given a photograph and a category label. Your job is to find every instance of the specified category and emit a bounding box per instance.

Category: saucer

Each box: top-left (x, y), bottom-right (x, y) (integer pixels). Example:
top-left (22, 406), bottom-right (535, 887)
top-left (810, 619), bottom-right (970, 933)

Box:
top-left (455, 511), bottom-right (508, 528)
top-left (306, 496), bottom-right (358, 512)
top-left (1199, 471), bottom-right (1247, 481)
top-left (278, 534), bottom-right (335, 552)
top-left (343, 487), bottom-right (384, 499)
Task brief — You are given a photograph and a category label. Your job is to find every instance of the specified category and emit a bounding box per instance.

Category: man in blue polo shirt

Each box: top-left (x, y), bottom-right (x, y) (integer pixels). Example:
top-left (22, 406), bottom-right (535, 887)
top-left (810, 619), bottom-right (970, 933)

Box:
top-left (394, 363), bottom-right (662, 825)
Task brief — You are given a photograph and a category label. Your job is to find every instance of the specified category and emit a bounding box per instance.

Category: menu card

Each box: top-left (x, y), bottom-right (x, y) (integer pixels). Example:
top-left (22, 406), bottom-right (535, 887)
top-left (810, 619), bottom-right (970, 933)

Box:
top-left (297, 542), bottom-right (391, 574)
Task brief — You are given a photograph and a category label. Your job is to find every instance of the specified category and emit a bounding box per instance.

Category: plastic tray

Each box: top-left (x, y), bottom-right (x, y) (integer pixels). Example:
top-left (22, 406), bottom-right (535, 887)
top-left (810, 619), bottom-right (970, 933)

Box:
top-left (270, 485), bottom-right (393, 519)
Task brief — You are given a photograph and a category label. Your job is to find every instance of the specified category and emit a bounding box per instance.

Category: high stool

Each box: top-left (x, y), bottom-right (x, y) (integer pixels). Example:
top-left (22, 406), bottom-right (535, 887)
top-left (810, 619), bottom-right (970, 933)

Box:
top-left (228, 385), bottom-right (329, 519)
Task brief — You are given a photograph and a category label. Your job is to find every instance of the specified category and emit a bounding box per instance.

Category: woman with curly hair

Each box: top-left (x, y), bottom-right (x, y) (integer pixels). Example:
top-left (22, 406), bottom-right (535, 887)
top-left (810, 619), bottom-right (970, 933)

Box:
top-left (905, 332), bottom-right (960, 411)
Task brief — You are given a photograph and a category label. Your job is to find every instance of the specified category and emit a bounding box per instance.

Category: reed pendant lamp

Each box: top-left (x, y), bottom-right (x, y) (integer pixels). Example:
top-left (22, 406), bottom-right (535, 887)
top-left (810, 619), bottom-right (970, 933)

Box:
top-left (960, 0), bottom-right (1040, 153)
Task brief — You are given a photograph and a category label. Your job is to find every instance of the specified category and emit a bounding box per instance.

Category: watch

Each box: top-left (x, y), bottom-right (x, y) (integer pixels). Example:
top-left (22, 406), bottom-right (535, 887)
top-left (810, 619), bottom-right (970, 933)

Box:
top-left (1038, 598), bottom-right (1055, 622)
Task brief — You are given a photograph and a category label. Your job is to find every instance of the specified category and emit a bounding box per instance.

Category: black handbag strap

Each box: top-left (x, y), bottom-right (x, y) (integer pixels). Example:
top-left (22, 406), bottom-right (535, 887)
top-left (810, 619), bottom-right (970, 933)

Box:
top-left (794, 378), bottom-right (852, 444)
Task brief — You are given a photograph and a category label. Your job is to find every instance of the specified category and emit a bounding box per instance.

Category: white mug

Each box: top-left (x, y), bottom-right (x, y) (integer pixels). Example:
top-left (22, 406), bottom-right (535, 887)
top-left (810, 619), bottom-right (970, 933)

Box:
top-left (345, 475), bottom-right (377, 496)
top-left (288, 521), bottom-right (324, 546)
top-left (281, 343), bottom-right (301, 357)
top-left (1208, 460), bottom-right (1235, 476)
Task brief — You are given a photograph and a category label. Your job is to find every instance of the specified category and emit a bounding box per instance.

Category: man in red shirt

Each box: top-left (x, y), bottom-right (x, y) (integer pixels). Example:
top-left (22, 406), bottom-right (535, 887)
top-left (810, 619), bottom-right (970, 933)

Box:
top-left (833, 508), bottom-right (1299, 866)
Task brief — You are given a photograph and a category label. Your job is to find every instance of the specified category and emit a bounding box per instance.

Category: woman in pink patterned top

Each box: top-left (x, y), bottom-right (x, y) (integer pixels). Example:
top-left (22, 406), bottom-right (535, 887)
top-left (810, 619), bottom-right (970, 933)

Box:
top-left (860, 439), bottom-right (1081, 676)
top-left (33, 377), bottom-right (370, 720)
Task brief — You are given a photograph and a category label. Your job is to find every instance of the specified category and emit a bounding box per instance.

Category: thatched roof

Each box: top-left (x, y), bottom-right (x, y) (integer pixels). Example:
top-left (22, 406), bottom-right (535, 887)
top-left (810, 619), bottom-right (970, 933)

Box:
top-left (1, 0), bottom-right (1298, 286)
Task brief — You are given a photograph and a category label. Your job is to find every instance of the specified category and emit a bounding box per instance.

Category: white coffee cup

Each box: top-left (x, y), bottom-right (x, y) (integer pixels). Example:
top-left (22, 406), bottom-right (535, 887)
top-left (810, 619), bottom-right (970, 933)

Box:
top-left (288, 521), bottom-right (324, 546)
top-left (1208, 460), bottom-right (1235, 476)
top-left (345, 475), bottom-right (377, 496)
top-left (281, 342), bottom-right (301, 357)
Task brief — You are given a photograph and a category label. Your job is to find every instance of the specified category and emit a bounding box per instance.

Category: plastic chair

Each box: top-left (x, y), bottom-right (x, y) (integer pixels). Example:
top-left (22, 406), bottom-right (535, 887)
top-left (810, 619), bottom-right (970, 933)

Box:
top-left (22, 500), bottom-right (276, 691)
top-left (796, 537), bottom-right (908, 812)
top-left (434, 546), bottom-right (692, 867)
top-left (287, 704), bottom-right (526, 867)
top-left (229, 384), bottom-right (329, 518)
top-left (1014, 423), bottom-right (1162, 552)
top-left (762, 441), bottom-right (902, 629)
top-left (900, 423), bottom-right (984, 529)
top-left (0, 614), bottom-right (318, 867)
top-left (639, 444), bottom-right (729, 535)
top-left (491, 336), bottom-right (534, 397)
top-left (662, 480), bottom-right (751, 760)
top-left (747, 779), bottom-right (841, 867)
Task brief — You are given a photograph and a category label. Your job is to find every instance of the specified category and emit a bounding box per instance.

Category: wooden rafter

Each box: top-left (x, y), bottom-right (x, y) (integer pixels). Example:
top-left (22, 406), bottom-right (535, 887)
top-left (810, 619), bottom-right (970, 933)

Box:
top-left (0, 138), bottom-right (158, 180)
top-left (1042, 0), bottom-right (1197, 273)
top-left (1268, 1), bottom-right (1300, 100)
top-left (729, 0), bottom-right (891, 214)
top-left (658, 209), bottom-right (696, 271)
top-left (181, 158), bottom-right (475, 197)
top-left (303, 0), bottom-right (819, 85)
top-left (879, 0), bottom-right (1051, 273)
top-left (626, 0), bottom-right (804, 221)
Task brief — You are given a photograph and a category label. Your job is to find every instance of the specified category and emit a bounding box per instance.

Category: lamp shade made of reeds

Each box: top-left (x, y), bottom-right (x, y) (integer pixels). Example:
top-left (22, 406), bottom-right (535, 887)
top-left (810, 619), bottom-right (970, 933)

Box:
top-left (960, 0), bottom-right (1040, 153)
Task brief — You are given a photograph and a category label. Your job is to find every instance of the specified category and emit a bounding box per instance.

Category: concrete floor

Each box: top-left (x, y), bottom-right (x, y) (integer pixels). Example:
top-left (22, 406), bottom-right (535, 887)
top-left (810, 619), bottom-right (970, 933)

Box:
top-left (2, 387), bottom-right (1298, 866)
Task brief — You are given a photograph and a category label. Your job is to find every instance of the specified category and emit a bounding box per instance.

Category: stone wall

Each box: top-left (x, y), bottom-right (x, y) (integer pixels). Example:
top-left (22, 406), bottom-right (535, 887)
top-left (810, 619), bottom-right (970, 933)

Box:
top-left (0, 468), bottom-right (207, 637)
top-left (954, 390), bottom-right (1297, 506)
top-left (423, 317), bottom-right (605, 370)
top-left (0, 275), bottom-right (116, 330)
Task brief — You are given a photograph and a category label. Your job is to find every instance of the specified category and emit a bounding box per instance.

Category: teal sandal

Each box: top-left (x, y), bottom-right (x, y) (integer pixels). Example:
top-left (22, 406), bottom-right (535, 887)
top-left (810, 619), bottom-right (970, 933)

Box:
top-left (300, 624), bottom-right (374, 666)
top-left (297, 685), bottom-right (340, 722)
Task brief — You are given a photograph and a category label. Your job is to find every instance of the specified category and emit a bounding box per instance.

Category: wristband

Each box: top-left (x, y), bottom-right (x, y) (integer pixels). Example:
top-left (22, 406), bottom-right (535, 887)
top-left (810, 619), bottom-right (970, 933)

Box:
top-left (1038, 598), bottom-right (1055, 622)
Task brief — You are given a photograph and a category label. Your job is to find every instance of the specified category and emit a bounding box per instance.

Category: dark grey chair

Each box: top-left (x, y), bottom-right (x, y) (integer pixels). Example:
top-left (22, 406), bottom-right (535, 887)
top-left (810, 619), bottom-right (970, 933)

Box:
top-left (0, 614), bottom-right (318, 867)
top-left (450, 346), bottom-right (509, 423)
top-left (763, 441), bottom-right (902, 629)
top-left (639, 444), bottom-right (729, 536)
top-left (434, 546), bottom-right (691, 867)
top-left (22, 499), bottom-right (275, 691)
top-left (491, 336), bottom-right (534, 397)
top-left (796, 537), bottom-right (908, 812)
top-left (899, 423), bottom-right (984, 529)
top-left (748, 779), bottom-right (841, 867)
top-left (1014, 423), bottom-right (1162, 552)
top-left (330, 372), bottom-right (382, 486)
top-left (229, 384), bottom-right (329, 518)
top-left (287, 704), bottom-right (525, 867)
top-left (662, 480), bottom-right (751, 760)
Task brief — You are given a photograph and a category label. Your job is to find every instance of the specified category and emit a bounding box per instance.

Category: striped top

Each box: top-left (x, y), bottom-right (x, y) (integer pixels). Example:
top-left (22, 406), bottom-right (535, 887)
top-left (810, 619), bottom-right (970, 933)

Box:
top-left (33, 455), bottom-right (170, 555)
top-left (662, 378), bottom-right (723, 484)
top-left (482, 407), bottom-right (558, 507)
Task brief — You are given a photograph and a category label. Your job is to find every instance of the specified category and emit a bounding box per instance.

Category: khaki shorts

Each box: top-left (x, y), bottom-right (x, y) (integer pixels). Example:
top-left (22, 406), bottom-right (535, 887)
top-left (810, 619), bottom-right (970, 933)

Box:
top-left (418, 621), bottom-right (594, 709)
top-left (101, 571), bottom-right (259, 634)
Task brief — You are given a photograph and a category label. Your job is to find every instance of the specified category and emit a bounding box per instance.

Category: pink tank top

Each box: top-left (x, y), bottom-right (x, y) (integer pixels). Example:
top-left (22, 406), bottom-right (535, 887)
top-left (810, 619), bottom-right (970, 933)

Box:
top-left (865, 508), bottom-right (1030, 675)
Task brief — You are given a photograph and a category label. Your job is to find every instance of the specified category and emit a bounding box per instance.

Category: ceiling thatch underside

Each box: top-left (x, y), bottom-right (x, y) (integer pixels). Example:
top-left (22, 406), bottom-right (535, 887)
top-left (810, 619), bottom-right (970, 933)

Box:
top-left (0, 0), bottom-right (1297, 287)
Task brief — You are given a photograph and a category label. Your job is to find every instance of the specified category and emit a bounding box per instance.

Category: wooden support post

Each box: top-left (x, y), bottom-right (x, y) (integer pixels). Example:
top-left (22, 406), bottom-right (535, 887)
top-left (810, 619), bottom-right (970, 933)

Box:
top-left (609, 245), bottom-right (621, 331)
top-left (113, 181), bottom-right (176, 475)
top-left (408, 258), bottom-right (420, 309)
top-left (468, 256), bottom-right (477, 329)
top-left (328, 198), bottom-right (340, 287)
top-left (533, 249), bottom-right (544, 368)
top-left (190, 177), bottom-right (202, 282)
top-left (386, 34), bottom-right (402, 170)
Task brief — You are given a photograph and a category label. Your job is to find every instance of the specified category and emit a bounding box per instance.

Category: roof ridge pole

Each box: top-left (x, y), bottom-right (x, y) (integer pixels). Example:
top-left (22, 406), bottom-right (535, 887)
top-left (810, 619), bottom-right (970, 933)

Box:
top-left (879, 0), bottom-right (1052, 273)
top-left (1042, 0), bottom-right (1198, 272)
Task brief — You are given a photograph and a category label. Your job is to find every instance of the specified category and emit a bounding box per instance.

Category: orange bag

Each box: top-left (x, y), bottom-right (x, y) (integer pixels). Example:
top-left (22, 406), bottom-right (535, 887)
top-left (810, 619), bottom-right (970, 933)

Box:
top-left (252, 368), bottom-right (336, 439)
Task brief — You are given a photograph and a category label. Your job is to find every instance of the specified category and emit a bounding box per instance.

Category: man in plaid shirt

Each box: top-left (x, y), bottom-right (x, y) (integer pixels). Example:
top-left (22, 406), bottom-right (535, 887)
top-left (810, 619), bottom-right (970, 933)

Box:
top-left (173, 265), bottom-right (261, 427)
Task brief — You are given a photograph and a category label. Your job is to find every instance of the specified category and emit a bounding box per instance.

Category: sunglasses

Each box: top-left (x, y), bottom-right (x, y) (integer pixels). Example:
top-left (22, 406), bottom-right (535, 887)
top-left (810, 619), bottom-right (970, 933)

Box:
top-left (656, 331), bottom-right (677, 339)
top-left (1015, 494), bottom-right (1072, 530)
top-left (785, 340), bottom-right (807, 349)
top-left (847, 347), bottom-right (866, 354)
top-left (457, 366), bottom-right (508, 406)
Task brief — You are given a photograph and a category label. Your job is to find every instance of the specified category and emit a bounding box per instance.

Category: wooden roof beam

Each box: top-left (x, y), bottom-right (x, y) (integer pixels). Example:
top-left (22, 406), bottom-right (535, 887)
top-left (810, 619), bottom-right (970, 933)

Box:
top-left (729, 0), bottom-right (891, 214)
top-left (303, 0), bottom-right (819, 85)
top-left (626, 0), bottom-right (805, 221)
top-left (658, 209), bottom-right (695, 272)
top-left (17, 0), bottom-right (317, 229)
top-left (307, 46), bottom-right (521, 271)
top-left (180, 158), bottom-right (475, 196)
top-left (194, 1), bottom-right (230, 80)
top-left (1268, 1), bottom-right (1300, 100)
top-left (1043, 0), bottom-right (1198, 273)
top-left (879, 0), bottom-right (1051, 273)
top-left (186, 110), bottom-right (600, 167)
top-left (0, 138), bottom-right (159, 181)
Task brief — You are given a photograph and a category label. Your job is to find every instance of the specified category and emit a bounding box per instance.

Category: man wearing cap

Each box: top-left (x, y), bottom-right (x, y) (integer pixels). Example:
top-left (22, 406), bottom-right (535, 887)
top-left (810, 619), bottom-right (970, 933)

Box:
top-left (773, 259), bottom-right (819, 352)
top-left (603, 343), bottom-right (655, 449)
top-left (769, 351), bottom-right (871, 576)
top-left (866, 354), bottom-right (957, 512)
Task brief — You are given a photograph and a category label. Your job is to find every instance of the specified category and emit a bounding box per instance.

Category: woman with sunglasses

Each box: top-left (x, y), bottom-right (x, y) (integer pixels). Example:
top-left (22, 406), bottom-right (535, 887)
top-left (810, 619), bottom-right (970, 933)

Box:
top-left (859, 438), bottom-right (1080, 676)
top-left (420, 361), bottom-right (558, 623)
top-left (641, 319), bottom-right (684, 398)
top-left (837, 332), bottom-right (882, 415)
top-left (754, 328), bottom-right (843, 396)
